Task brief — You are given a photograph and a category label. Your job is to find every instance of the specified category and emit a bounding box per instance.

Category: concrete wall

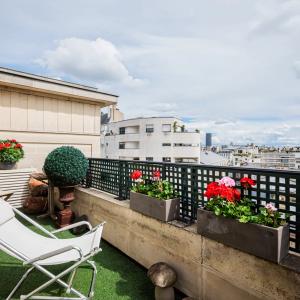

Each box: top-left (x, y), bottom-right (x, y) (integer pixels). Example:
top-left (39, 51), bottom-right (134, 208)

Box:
top-left (72, 187), bottom-right (300, 300)
top-left (0, 87), bottom-right (102, 170)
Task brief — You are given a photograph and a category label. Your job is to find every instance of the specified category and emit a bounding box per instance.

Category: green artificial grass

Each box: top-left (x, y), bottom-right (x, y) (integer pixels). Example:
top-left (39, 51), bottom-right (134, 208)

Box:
top-left (0, 215), bottom-right (154, 300)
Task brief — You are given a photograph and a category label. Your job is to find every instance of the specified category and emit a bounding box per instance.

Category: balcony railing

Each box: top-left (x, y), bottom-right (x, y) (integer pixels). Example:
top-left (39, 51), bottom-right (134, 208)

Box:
top-left (84, 158), bottom-right (300, 254)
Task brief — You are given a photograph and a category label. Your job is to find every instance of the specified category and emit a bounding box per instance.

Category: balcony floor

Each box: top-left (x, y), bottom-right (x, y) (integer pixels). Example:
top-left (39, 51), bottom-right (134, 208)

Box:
top-left (0, 215), bottom-right (154, 299)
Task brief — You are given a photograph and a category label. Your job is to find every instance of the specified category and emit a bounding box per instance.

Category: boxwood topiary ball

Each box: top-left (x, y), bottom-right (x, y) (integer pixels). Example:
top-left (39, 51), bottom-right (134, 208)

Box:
top-left (43, 146), bottom-right (88, 187)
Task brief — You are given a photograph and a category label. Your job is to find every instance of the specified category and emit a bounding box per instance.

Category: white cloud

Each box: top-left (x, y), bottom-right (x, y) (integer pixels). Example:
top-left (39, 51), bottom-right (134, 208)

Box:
top-left (1, 0), bottom-right (300, 145)
top-left (294, 60), bottom-right (300, 77)
top-left (37, 37), bottom-right (144, 87)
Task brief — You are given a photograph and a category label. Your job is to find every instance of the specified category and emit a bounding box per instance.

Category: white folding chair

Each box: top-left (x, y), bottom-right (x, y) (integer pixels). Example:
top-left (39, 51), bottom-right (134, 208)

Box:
top-left (0, 199), bottom-right (105, 300)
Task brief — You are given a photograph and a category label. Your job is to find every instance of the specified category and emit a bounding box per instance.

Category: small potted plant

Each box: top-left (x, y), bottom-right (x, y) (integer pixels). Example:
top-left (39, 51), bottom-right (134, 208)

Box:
top-left (0, 139), bottom-right (24, 170)
top-left (43, 146), bottom-right (88, 227)
top-left (130, 170), bottom-right (179, 222)
top-left (197, 176), bottom-right (290, 263)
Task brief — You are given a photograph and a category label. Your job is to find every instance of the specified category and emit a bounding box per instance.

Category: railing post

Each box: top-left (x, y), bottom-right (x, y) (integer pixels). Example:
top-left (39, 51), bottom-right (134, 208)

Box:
top-left (190, 167), bottom-right (198, 221)
top-left (85, 158), bottom-right (92, 188)
top-left (295, 173), bottom-right (300, 252)
top-left (180, 166), bottom-right (189, 222)
top-left (118, 160), bottom-right (128, 200)
top-left (161, 163), bottom-right (166, 180)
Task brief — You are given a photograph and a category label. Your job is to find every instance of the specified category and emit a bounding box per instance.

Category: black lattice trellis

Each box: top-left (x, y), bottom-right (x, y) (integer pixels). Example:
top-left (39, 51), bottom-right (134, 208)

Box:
top-left (84, 158), bottom-right (300, 253)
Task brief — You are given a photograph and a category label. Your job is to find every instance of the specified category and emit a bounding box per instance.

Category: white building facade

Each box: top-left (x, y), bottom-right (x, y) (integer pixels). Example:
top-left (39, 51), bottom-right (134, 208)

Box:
top-left (101, 117), bottom-right (201, 163)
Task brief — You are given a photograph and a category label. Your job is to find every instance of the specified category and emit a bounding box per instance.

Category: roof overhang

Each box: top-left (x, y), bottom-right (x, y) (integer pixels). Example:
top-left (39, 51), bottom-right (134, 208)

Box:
top-left (0, 67), bottom-right (118, 106)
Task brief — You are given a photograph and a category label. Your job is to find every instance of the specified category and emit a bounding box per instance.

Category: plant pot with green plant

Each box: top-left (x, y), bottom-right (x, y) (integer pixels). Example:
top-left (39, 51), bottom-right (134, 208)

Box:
top-left (43, 146), bottom-right (88, 227)
top-left (0, 139), bottom-right (24, 170)
top-left (130, 170), bottom-right (180, 222)
top-left (197, 176), bottom-right (290, 263)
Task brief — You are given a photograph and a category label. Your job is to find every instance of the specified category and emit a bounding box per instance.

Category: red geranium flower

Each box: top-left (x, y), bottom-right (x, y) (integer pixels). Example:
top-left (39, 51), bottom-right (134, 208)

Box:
top-left (4, 142), bottom-right (11, 148)
top-left (131, 170), bottom-right (142, 180)
top-left (0, 144), bottom-right (4, 151)
top-left (204, 181), bottom-right (240, 202)
top-left (15, 143), bottom-right (22, 149)
top-left (10, 139), bottom-right (17, 143)
top-left (152, 170), bottom-right (161, 179)
top-left (240, 177), bottom-right (256, 189)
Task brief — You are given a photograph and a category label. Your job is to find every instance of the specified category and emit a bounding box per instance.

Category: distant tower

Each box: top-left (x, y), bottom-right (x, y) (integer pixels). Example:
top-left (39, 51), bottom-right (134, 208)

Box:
top-left (206, 133), bottom-right (212, 148)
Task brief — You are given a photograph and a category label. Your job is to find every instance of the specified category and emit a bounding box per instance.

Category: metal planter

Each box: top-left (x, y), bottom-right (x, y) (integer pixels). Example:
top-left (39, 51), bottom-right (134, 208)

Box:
top-left (197, 209), bottom-right (289, 263)
top-left (130, 191), bottom-right (180, 222)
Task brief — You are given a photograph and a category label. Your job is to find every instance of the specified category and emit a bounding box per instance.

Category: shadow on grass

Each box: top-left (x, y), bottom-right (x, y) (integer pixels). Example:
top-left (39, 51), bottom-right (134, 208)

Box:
top-left (0, 263), bottom-right (69, 299)
top-left (94, 242), bottom-right (154, 300)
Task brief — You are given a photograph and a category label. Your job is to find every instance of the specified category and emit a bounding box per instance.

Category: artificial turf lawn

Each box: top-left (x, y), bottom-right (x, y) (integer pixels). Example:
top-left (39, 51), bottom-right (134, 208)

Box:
top-left (0, 215), bottom-right (154, 300)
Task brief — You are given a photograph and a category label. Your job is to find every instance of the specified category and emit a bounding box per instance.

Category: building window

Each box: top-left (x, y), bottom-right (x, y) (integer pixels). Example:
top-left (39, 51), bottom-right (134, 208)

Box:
top-left (162, 124), bottom-right (171, 132)
top-left (146, 157), bottom-right (153, 161)
top-left (119, 127), bottom-right (125, 135)
top-left (133, 157), bottom-right (140, 161)
top-left (174, 143), bottom-right (199, 147)
top-left (146, 124), bottom-right (154, 133)
top-left (162, 157), bottom-right (171, 162)
top-left (119, 142), bottom-right (125, 149)
top-left (162, 143), bottom-right (171, 146)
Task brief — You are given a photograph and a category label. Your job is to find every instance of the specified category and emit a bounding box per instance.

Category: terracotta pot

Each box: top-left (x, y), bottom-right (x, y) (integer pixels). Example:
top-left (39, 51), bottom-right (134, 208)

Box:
top-left (56, 186), bottom-right (76, 228)
top-left (59, 186), bottom-right (75, 203)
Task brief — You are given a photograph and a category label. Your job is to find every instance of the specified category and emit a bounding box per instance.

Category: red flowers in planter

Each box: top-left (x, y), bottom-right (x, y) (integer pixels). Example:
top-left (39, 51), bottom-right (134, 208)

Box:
top-left (131, 170), bottom-right (142, 180)
top-left (0, 139), bottom-right (24, 163)
top-left (205, 181), bottom-right (241, 202)
top-left (152, 170), bottom-right (161, 180)
top-left (204, 176), bottom-right (257, 203)
top-left (240, 177), bottom-right (256, 189)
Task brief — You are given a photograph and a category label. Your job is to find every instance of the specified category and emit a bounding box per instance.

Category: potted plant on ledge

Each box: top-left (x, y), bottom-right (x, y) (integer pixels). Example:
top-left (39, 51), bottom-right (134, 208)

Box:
top-left (0, 139), bottom-right (24, 170)
top-left (130, 169), bottom-right (180, 222)
top-left (197, 176), bottom-right (290, 263)
top-left (43, 146), bottom-right (88, 227)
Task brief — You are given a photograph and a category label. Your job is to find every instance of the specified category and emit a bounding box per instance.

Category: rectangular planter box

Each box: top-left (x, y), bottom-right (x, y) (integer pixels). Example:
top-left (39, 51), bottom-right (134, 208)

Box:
top-left (130, 191), bottom-right (180, 222)
top-left (197, 209), bottom-right (289, 263)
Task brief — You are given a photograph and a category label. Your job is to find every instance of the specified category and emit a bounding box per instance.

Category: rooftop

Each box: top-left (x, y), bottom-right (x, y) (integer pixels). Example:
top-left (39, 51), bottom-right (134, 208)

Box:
top-left (0, 67), bottom-right (118, 105)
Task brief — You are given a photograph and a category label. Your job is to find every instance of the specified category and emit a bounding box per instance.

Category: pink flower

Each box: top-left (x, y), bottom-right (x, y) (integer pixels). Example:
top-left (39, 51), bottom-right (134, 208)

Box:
top-left (265, 203), bottom-right (277, 213)
top-left (218, 176), bottom-right (235, 187)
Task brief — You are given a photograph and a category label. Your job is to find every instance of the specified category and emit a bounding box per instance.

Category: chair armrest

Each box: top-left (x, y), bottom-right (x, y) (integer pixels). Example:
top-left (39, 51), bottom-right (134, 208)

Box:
top-left (51, 221), bottom-right (93, 234)
top-left (23, 245), bottom-right (83, 265)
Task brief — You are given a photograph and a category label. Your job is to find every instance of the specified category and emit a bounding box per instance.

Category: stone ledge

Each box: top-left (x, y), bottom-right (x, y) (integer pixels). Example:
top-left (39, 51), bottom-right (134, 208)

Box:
top-left (73, 187), bottom-right (300, 300)
top-left (76, 187), bottom-right (300, 273)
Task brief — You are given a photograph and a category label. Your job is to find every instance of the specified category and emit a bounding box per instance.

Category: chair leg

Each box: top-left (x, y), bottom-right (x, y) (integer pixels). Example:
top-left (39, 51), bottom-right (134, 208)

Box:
top-left (66, 268), bottom-right (78, 294)
top-left (20, 270), bottom-right (85, 300)
top-left (6, 267), bottom-right (35, 300)
top-left (87, 260), bottom-right (97, 299)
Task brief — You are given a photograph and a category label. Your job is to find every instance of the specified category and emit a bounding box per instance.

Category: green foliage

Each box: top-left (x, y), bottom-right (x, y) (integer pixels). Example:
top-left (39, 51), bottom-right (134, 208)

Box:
top-left (43, 146), bottom-right (88, 187)
top-left (250, 207), bottom-right (288, 228)
top-left (132, 179), bottom-right (177, 200)
top-left (0, 139), bottom-right (24, 163)
top-left (206, 197), bottom-right (288, 228)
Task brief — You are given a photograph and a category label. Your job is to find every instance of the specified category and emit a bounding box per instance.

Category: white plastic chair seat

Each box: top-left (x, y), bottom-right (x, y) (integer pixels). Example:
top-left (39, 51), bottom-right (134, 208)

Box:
top-left (0, 198), bottom-right (104, 299)
top-left (0, 217), bottom-right (102, 265)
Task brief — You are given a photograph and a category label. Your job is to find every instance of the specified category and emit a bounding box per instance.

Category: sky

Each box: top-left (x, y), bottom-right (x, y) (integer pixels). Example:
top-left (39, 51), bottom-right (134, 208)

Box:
top-left (1, 0), bottom-right (300, 145)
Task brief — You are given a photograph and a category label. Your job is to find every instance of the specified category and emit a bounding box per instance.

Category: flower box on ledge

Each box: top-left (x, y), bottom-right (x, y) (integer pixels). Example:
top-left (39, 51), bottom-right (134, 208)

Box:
top-left (130, 191), bottom-right (180, 222)
top-left (197, 209), bottom-right (289, 263)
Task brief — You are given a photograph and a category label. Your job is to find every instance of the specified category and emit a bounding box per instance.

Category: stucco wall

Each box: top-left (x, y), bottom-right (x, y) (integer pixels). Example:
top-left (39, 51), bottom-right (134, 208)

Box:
top-left (0, 87), bottom-right (102, 170)
top-left (73, 187), bottom-right (300, 300)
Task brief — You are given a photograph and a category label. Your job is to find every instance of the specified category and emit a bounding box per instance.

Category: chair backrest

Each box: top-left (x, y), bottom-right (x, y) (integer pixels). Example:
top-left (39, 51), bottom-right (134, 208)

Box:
top-left (0, 199), bottom-right (15, 226)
